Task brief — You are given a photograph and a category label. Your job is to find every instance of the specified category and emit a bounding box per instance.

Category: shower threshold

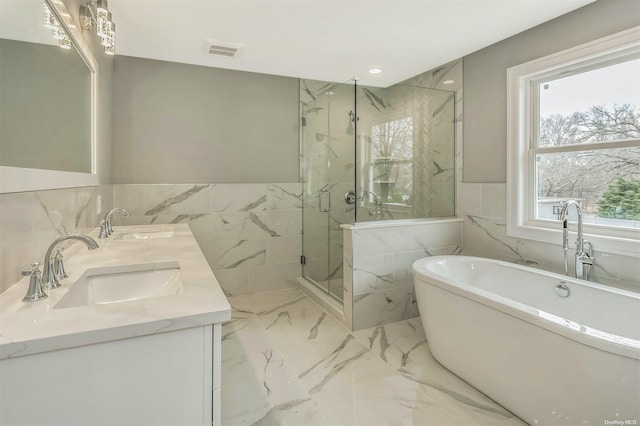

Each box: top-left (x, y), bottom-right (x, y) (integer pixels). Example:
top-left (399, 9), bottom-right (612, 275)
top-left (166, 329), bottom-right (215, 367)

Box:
top-left (296, 277), bottom-right (346, 327)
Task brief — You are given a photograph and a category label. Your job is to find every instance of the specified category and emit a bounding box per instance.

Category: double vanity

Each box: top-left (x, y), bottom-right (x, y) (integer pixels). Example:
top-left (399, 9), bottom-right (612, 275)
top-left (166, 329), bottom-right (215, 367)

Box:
top-left (0, 224), bottom-right (230, 426)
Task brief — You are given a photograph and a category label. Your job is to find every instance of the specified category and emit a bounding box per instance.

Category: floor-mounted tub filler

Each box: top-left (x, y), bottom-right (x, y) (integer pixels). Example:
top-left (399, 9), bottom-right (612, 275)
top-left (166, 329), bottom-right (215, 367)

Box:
top-left (413, 256), bottom-right (639, 425)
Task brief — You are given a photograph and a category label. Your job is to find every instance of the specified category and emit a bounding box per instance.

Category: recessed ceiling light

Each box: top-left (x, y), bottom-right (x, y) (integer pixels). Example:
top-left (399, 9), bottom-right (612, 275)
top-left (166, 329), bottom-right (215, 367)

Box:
top-left (368, 68), bottom-right (383, 74)
top-left (443, 80), bottom-right (455, 85)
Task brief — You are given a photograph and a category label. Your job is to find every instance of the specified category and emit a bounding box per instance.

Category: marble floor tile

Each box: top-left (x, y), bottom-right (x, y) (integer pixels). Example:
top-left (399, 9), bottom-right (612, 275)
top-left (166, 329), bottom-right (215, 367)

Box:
top-left (354, 318), bottom-right (519, 426)
top-left (259, 296), bottom-right (351, 347)
top-left (228, 288), bottom-right (303, 316)
top-left (222, 289), bottom-right (525, 426)
top-left (222, 346), bottom-right (330, 425)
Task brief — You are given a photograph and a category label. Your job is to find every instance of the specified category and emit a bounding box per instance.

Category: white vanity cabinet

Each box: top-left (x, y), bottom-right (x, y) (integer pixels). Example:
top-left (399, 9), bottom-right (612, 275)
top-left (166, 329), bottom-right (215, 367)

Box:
top-left (0, 323), bottom-right (222, 425)
top-left (0, 224), bottom-right (230, 426)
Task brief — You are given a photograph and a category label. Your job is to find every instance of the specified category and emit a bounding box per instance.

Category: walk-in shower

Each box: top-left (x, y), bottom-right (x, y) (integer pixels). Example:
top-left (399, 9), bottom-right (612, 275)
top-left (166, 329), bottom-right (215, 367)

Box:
top-left (300, 76), bottom-right (456, 304)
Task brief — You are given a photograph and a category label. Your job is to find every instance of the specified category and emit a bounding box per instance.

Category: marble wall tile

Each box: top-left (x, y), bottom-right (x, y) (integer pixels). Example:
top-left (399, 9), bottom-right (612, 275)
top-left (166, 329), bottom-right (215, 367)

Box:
top-left (343, 289), bottom-right (354, 330)
top-left (352, 286), bottom-right (414, 330)
top-left (33, 188), bottom-right (77, 236)
top-left (251, 211), bottom-right (301, 238)
top-left (430, 183), bottom-right (455, 217)
top-left (207, 238), bottom-right (267, 270)
top-left (327, 257), bottom-right (343, 286)
top-left (248, 262), bottom-right (300, 294)
top-left (210, 184), bottom-right (267, 213)
top-left (0, 185), bottom-right (111, 294)
top-left (459, 182), bottom-right (640, 290)
top-left (144, 184), bottom-right (210, 215)
top-left (343, 229), bottom-right (352, 260)
top-left (302, 257), bottom-right (330, 286)
top-left (0, 192), bottom-right (37, 292)
top-left (344, 222), bottom-right (462, 331)
top-left (393, 250), bottom-right (431, 288)
top-left (267, 183), bottom-right (303, 211)
top-left (111, 183), bottom-right (302, 296)
top-left (352, 255), bottom-right (394, 294)
top-left (266, 236), bottom-right (302, 265)
top-left (352, 221), bottom-right (462, 259)
top-left (618, 254), bottom-right (640, 285)
top-left (463, 215), bottom-right (525, 259)
top-left (343, 257), bottom-right (353, 294)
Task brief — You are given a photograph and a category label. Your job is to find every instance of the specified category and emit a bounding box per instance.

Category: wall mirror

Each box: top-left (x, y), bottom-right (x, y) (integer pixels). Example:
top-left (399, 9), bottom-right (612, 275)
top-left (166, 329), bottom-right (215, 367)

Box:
top-left (0, 0), bottom-right (97, 193)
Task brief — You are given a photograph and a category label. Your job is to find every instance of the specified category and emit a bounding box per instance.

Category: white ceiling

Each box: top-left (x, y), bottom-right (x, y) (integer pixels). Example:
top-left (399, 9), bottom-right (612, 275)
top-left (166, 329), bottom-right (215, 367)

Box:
top-left (108, 0), bottom-right (595, 86)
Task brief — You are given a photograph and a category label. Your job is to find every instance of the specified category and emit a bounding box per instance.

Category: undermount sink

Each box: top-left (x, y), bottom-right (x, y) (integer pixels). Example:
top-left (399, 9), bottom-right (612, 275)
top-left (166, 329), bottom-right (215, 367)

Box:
top-left (55, 262), bottom-right (184, 309)
top-left (115, 228), bottom-right (174, 240)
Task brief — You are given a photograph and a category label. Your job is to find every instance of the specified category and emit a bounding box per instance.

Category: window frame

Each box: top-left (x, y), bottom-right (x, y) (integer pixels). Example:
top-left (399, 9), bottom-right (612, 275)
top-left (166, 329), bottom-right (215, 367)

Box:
top-left (363, 113), bottom-right (415, 209)
top-left (506, 26), bottom-right (640, 257)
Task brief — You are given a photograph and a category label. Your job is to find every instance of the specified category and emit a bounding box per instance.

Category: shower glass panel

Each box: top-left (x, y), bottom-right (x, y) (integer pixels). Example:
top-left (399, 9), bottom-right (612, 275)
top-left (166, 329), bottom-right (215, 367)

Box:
top-left (300, 77), bottom-right (456, 305)
top-left (300, 80), bottom-right (355, 302)
top-left (355, 82), bottom-right (455, 221)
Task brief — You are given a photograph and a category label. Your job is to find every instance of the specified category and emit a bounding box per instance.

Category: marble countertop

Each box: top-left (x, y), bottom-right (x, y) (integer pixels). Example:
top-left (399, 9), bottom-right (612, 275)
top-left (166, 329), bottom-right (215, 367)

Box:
top-left (0, 224), bottom-right (231, 360)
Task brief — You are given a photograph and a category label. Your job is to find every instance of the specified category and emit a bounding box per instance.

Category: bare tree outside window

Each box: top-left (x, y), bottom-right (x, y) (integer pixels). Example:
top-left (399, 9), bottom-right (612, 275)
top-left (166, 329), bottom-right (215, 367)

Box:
top-left (370, 117), bottom-right (414, 204)
top-left (536, 104), bottom-right (640, 226)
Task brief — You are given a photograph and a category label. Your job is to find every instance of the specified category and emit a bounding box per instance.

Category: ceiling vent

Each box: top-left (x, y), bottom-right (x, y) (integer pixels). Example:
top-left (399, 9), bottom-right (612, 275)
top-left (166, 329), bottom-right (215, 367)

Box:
top-left (205, 39), bottom-right (243, 58)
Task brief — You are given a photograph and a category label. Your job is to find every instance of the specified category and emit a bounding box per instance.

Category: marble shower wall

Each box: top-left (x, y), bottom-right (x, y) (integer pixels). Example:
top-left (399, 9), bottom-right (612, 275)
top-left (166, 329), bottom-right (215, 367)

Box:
top-left (355, 76), bottom-right (456, 221)
top-left (112, 183), bottom-right (302, 296)
top-left (343, 220), bottom-right (462, 331)
top-left (0, 185), bottom-right (113, 294)
top-left (339, 60), bottom-right (464, 331)
top-left (459, 182), bottom-right (640, 290)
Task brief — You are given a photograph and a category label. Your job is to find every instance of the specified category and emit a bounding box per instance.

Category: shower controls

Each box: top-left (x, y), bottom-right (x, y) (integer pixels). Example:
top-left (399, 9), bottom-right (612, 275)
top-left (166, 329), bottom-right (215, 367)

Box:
top-left (344, 190), bottom-right (356, 204)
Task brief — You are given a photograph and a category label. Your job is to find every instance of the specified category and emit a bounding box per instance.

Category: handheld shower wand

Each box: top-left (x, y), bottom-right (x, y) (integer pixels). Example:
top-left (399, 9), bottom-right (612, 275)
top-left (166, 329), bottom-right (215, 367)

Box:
top-left (562, 218), bottom-right (569, 276)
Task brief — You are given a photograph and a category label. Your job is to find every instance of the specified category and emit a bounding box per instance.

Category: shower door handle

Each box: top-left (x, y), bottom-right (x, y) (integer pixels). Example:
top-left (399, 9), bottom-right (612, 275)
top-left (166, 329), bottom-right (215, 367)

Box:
top-left (318, 188), bottom-right (331, 212)
top-left (344, 190), bottom-right (356, 205)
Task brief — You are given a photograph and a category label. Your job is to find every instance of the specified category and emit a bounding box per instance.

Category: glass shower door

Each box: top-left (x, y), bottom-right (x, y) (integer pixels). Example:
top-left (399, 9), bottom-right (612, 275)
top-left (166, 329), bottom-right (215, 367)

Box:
top-left (300, 80), bottom-right (355, 303)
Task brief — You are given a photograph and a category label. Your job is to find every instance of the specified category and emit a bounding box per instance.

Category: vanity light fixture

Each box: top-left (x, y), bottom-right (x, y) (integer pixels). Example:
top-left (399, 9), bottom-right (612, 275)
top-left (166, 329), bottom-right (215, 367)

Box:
top-left (79, 0), bottom-right (116, 55)
top-left (43, 2), bottom-right (72, 50)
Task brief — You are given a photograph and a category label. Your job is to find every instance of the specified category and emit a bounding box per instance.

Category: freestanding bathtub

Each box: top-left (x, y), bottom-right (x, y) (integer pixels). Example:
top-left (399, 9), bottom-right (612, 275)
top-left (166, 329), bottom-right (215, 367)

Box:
top-left (413, 255), bottom-right (640, 425)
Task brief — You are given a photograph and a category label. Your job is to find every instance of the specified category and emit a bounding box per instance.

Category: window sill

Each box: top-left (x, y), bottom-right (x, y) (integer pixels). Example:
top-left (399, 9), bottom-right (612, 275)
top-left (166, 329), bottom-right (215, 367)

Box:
top-left (507, 222), bottom-right (639, 257)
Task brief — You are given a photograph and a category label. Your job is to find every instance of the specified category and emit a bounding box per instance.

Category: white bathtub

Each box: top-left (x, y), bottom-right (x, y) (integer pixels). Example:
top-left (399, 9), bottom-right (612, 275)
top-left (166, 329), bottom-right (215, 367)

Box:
top-left (413, 255), bottom-right (640, 425)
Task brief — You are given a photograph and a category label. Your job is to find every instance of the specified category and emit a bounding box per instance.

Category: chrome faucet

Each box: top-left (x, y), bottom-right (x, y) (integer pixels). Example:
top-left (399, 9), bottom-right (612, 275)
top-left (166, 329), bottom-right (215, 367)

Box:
top-left (102, 208), bottom-right (130, 237)
top-left (360, 191), bottom-right (382, 220)
top-left (21, 263), bottom-right (47, 302)
top-left (559, 200), bottom-right (593, 281)
top-left (41, 234), bottom-right (99, 290)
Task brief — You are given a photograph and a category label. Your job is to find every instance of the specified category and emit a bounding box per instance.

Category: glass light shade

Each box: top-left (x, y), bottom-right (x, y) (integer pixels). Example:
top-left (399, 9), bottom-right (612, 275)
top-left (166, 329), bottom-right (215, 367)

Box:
top-left (96, 10), bottom-right (111, 37)
top-left (53, 26), bottom-right (66, 40)
top-left (43, 4), bottom-right (58, 29)
top-left (59, 35), bottom-right (72, 49)
top-left (101, 25), bottom-right (114, 47)
top-left (79, 4), bottom-right (94, 30)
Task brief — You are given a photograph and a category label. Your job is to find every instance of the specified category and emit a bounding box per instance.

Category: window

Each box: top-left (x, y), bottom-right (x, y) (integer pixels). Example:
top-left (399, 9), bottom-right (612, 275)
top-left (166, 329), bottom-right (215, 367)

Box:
top-left (507, 27), bottom-right (640, 255)
top-left (366, 116), bottom-right (414, 207)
